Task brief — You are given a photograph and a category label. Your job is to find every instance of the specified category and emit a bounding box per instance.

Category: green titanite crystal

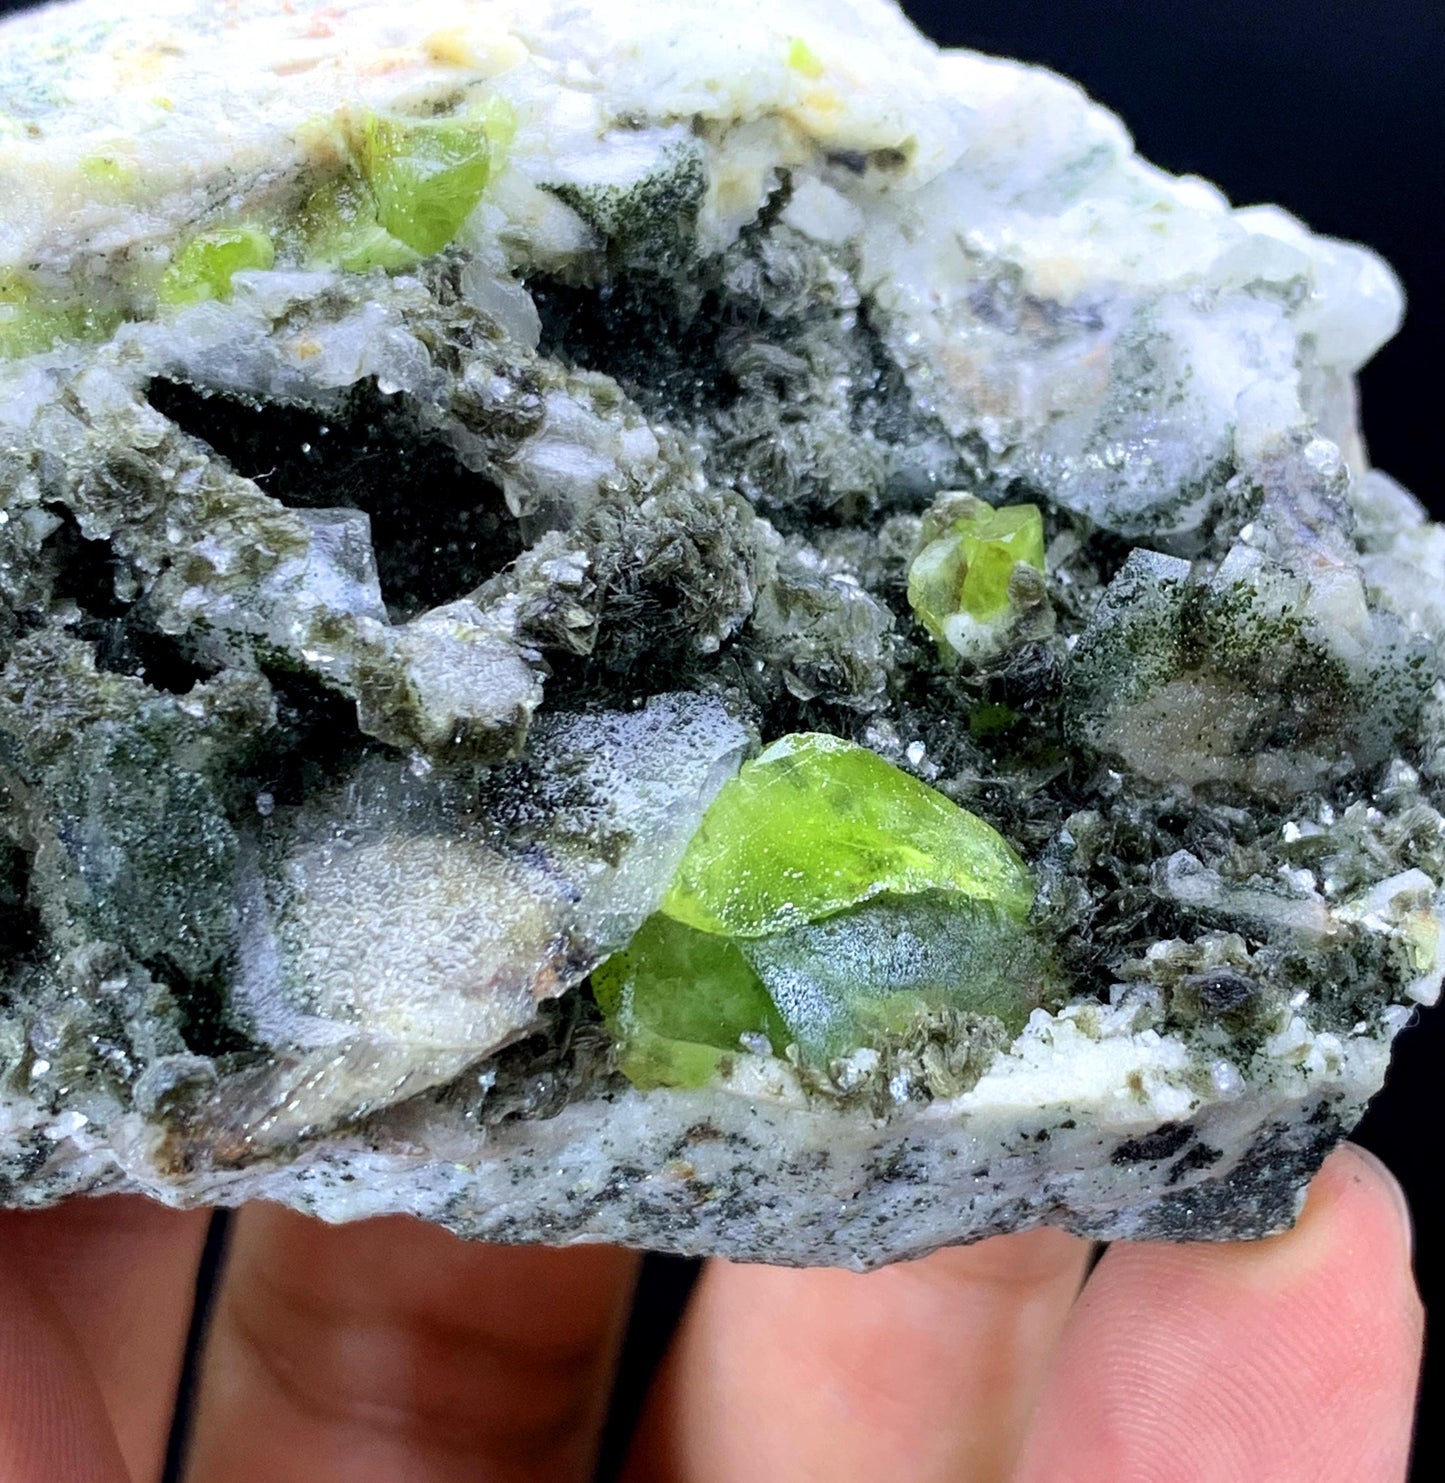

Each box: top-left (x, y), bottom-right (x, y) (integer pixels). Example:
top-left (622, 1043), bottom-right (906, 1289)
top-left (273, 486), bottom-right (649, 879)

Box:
top-left (278, 103), bottom-right (516, 274)
top-left (908, 500), bottom-right (1046, 643)
top-left (356, 104), bottom-right (511, 256)
top-left (659, 733), bottom-right (1036, 938)
top-left (787, 37), bottom-right (826, 78)
top-left (158, 227), bottom-right (277, 306)
top-left (597, 736), bottom-right (1039, 1084)
top-left (0, 269), bottom-right (119, 358)
top-left (299, 178), bottom-right (423, 273)
top-left (592, 914), bottom-right (789, 1089)
top-left (742, 892), bottom-right (1039, 1060)
top-left (4, 100), bottom-right (514, 348)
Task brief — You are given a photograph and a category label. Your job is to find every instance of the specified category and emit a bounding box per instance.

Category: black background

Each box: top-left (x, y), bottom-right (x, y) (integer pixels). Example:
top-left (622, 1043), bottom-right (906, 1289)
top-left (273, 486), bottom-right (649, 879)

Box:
top-left (1, 0), bottom-right (1441, 1476)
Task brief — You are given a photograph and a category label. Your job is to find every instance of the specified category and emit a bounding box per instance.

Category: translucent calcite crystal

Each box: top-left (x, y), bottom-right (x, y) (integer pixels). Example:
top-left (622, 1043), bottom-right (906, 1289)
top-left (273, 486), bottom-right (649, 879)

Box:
top-left (0, 0), bottom-right (1440, 1266)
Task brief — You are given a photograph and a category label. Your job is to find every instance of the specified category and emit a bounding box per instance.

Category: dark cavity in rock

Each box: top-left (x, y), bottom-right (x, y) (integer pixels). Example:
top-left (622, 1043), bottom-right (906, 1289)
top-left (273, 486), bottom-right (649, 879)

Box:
top-left (146, 377), bottom-right (524, 619)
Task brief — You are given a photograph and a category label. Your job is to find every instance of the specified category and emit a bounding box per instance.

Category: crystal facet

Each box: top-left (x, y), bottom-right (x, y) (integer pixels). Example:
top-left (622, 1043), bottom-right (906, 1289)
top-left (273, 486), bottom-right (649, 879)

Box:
top-left (661, 733), bottom-right (1036, 938)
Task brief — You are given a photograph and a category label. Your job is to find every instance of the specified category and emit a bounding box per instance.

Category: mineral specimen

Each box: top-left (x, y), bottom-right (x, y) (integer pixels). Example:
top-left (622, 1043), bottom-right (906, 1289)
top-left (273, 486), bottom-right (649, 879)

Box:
top-left (0, 0), bottom-right (1440, 1268)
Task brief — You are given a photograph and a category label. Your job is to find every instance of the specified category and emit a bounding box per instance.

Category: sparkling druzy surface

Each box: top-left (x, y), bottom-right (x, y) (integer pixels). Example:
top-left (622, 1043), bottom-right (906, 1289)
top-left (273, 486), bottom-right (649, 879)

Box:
top-left (0, 0), bottom-right (1441, 1266)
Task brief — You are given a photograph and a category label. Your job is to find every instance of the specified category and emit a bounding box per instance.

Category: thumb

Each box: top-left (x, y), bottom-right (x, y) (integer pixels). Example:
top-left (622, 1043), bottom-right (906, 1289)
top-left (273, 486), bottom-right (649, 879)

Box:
top-left (1012, 1142), bottom-right (1423, 1483)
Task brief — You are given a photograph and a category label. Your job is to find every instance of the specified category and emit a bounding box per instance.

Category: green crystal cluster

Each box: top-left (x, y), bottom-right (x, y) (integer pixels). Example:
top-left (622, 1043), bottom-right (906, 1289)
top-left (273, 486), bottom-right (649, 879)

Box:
top-left (595, 734), bottom-right (1040, 1085)
top-left (0, 99), bottom-right (513, 355)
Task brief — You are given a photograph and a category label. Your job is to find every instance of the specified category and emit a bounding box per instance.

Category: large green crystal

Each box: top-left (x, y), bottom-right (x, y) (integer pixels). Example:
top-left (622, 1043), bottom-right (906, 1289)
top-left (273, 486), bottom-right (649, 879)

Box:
top-left (659, 732), bottom-right (1036, 938)
top-left (592, 914), bottom-right (790, 1089)
top-left (298, 177), bottom-right (423, 273)
top-left (295, 102), bottom-right (512, 271)
top-left (595, 736), bottom-right (1039, 1085)
top-left (355, 103), bottom-right (512, 256)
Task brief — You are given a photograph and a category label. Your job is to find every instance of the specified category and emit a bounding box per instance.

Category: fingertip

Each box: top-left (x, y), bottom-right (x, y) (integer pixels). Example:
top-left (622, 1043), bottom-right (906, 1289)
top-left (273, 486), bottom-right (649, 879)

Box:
top-left (1012, 1138), bottom-right (1425, 1483)
top-left (0, 1231), bottom-right (133, 1483)
top-left (1262, 1140), bottom-right (1422, 1338)
top-left (1313, 1141), bottom-right (1414, 1262)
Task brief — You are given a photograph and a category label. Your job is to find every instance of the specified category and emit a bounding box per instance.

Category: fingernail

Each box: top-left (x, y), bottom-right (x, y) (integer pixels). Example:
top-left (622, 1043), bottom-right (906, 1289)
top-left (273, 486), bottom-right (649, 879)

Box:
top-left (1341, 1142), bottom-right (1414, 1262)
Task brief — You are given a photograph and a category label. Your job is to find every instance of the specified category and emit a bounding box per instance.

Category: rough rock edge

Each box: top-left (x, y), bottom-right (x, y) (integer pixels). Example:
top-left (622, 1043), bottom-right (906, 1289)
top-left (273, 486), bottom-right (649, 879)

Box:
top-left (0, 994), bottom-right (1402, 1266)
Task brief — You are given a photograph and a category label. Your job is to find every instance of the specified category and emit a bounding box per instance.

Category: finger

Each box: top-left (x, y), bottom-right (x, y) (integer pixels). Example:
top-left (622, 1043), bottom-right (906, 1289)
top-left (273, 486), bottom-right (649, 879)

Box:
top-left (186, 1205), bottom-right (639, 1483)
top-left (0, 1211), bottom-right (136, 1483)
top-left (0, 1196), bottom-right (211, 1483)
top-left (625, 1226), bottom-right (1093, 1483)
top-left (1012, 1142), bottom-right (1423, 1483)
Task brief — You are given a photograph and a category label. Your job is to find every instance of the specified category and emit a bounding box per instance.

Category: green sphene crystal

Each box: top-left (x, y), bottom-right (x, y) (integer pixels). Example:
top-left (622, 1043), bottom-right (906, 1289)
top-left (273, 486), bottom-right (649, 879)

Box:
top-left (742, 892), bottom-right (1040, 1060)
top-left (0, 269), bottom-right (123, 358)
top-left (158, 227), bottom-right (277, 306)
top-left (787, 37), bottom-right (826, 78)
top-left (908, 499), bottom-right (1046, 643)
top-left (298, 178), bottom-right (423, 274)
top-left (355, 103), bottom-right (511, 256)
top-left (597, 736), bottom-right (1039, 1083)
top-left (297, 103), bottom-right (512, 271)
top-left (660, 732), bottom-right (1036, 938)
top-left (592, 914), bottom-right (790, 1089)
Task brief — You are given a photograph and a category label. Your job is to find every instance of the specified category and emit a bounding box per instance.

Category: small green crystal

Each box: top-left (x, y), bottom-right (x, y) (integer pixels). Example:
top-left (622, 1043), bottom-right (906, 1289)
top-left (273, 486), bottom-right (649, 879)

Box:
top-left (79, 154), bottom-right (136, 195)
top-left (592, 914), bottom-right (789, 1089)
top-left (355, 102), bottom-right (511, 256)
top-left (660, 733), bottom-right (1036, 937)
top-left (299, 178), bottom-right (422, 273)
top-left (908, 499), bottom-right (1045, 643)
top-left (158, 227), bottom-right (277, 306)
top-left (0, 270), bottom-right (121, 358)
top-left (787, 37), bottom-right (826, 78)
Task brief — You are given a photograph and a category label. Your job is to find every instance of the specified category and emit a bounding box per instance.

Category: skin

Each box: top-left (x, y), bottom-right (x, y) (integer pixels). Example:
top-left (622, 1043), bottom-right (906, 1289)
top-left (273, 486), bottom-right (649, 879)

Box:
top-left (0, 1142), bottom-right (1422, 1483)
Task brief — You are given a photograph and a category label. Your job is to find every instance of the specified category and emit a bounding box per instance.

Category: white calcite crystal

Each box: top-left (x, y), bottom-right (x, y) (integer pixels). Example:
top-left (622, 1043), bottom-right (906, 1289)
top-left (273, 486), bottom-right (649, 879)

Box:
top-left (1, 0), bottom-right (1441, 1267)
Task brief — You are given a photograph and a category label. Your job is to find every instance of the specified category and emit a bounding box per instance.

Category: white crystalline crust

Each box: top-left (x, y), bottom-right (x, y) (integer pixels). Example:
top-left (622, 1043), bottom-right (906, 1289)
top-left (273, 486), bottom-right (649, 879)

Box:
top-left (0, 0), bottom-right (1439, 1263)
top-left (0, 0), bottom-right (1400, 352)
top-left (0, 0), bottom-right (1405, 539)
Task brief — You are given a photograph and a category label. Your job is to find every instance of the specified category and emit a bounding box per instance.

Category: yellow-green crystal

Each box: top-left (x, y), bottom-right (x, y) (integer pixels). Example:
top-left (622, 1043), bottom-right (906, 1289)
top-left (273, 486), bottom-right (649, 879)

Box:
top-left (593, 914), bottom-right (790, 1089)
top-left (660, 733), bottom-right (1036, 938)
top-left (298, 178), bottom-right (421, 273)
top-left (355, 103), bottom-right (510, 256)
top-left (158, 227), bottom-right (276, 306)
top-left (79, 154), bottom-right (135, 195)
top-left (908, 501), bottom-right (1046, 640)
top-left (0, 270), bottom-right (122, 359)
top-left (787, 38), bottom-right (826, 78)
top-left (298, 101), bottom-right (511, 272)
top-left (602, 738), bottom-right (1038, 1087)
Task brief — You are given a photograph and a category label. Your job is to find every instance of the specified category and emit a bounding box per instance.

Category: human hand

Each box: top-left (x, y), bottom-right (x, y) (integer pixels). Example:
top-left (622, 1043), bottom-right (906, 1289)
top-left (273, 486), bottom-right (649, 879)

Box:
top-left (0, 1141), bottom-right (1421, 1482)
